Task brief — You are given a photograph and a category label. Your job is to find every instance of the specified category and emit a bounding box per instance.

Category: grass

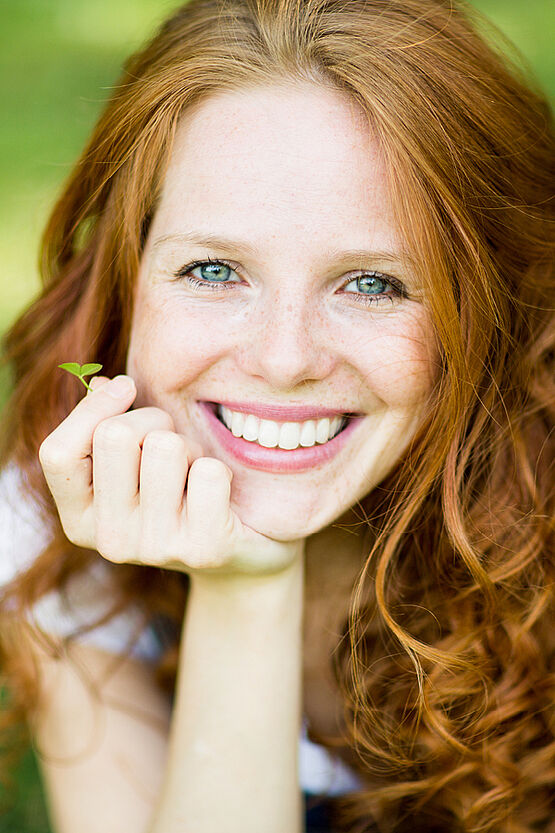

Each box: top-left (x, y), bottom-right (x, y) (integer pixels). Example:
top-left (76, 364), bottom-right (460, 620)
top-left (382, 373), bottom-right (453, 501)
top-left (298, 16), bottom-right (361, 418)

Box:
top-left (0, 1), bottom-right (552, 830)
top-left (0, 746), bottom-right (52, 833)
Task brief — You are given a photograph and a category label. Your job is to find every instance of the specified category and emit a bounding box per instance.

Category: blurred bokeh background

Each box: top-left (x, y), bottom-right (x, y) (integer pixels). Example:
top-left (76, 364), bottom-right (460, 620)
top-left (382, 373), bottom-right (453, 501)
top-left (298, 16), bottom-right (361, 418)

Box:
top-left (0, 1), bottom-right (553, 830)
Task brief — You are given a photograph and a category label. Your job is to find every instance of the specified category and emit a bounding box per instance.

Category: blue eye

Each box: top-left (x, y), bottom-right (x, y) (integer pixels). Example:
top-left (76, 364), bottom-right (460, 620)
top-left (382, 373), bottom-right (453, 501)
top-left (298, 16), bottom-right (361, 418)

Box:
top-left (347, 274), bottom-right (385, 294)
top-left (173, 258), bottom-right (405, 307)
top-left (174, 257), bottom-right (240, 289)
top-left (194, 261), bottom-right (234, 282)
top-left (343, 272), bottom-right (406, 305)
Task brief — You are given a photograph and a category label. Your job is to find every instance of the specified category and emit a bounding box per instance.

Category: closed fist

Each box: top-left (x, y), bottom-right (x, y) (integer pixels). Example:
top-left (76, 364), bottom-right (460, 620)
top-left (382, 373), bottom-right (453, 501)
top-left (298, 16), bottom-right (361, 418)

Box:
top-left (39, 375), bottom-right (303, 579)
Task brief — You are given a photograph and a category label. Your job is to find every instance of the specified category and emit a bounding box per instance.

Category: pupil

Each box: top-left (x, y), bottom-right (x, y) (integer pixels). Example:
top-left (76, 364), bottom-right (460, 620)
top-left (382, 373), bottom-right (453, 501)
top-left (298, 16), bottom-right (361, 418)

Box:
top-left (358, 275), bottom-right (383, 294)
top-left (201, 263), bottom-right (230, 281)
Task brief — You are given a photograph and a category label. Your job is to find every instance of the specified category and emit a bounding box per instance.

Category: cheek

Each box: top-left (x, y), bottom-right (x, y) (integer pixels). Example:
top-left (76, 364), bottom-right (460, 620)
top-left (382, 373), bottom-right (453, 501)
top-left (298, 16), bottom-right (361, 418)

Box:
top-left (352, 314), bottom-right (439, 406)
top-left (125, 292), bottom-right (241, 392)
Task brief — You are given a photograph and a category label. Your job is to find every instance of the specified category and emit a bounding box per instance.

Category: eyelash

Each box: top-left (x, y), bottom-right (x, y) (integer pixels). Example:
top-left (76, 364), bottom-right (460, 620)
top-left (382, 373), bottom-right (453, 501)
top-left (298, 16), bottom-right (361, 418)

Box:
top-left (173, 257), bottom-right (406, 307)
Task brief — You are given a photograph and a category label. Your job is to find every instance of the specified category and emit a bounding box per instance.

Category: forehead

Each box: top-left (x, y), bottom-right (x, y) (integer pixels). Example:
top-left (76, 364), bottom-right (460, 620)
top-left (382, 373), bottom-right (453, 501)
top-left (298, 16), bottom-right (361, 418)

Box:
top-left (150, 82), bottom-right (400, 258)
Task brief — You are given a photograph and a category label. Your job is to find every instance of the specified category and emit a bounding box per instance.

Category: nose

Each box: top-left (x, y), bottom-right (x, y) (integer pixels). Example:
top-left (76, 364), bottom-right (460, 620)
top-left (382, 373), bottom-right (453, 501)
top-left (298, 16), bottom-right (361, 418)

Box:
top-left (236, 290), bottom-right (336, 390)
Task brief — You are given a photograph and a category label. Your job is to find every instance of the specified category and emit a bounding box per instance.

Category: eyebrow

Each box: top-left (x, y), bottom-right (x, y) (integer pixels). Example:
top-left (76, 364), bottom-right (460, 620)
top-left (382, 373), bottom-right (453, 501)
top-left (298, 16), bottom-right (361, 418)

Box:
top-left (151, 231), bottom-right (411, 271)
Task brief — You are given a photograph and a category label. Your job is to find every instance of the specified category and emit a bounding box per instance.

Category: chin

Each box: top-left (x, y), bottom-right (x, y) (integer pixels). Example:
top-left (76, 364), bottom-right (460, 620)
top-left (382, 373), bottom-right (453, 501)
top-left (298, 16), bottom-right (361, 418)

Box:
top-left (230, 491), bottom-right (343, 543)
top-left (236, 511), bottom-right (319, 542)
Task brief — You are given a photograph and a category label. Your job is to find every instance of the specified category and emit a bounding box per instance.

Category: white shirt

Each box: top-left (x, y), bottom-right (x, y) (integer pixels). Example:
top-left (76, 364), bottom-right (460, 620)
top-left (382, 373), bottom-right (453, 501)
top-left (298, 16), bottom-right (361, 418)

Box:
top-left (0, 461), bottom-right (363, 796)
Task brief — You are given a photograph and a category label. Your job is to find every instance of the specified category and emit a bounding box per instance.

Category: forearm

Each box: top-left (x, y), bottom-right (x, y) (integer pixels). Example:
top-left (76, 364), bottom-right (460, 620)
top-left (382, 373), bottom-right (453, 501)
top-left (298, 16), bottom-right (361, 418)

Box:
top-left (148, 549), bottom-right (305, 833)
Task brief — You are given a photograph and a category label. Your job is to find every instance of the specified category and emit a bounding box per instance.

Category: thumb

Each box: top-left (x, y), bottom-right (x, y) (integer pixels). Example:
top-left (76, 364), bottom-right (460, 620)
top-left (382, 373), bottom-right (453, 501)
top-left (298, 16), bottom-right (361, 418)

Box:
top-left (86, 375), bottom-right (111, 396)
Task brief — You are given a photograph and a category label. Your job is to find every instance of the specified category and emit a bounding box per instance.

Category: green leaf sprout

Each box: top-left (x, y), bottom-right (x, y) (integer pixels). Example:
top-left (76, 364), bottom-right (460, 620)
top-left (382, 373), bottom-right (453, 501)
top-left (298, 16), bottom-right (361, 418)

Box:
top-left (58, 362), bottom-right (103, 392)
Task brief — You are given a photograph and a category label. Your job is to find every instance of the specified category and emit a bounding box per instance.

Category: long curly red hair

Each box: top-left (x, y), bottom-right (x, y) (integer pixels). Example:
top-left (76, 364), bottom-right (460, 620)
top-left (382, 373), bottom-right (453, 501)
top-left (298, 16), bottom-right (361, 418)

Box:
top-left (1, 1), bottom-right (553, 830)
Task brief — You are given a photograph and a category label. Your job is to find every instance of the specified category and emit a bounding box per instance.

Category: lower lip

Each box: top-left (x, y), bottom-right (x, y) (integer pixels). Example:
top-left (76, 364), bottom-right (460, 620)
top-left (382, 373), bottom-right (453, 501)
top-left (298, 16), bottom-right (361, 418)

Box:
top-left (198, 402), bottom-right (364, 473)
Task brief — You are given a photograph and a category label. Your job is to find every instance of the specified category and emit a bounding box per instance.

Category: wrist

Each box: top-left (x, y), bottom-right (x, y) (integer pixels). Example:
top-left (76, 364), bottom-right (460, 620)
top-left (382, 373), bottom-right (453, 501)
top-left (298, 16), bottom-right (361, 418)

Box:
top-left (189, 539), bottom-right (305, 592)
top-left (188, 545), bottom-right (305, 622)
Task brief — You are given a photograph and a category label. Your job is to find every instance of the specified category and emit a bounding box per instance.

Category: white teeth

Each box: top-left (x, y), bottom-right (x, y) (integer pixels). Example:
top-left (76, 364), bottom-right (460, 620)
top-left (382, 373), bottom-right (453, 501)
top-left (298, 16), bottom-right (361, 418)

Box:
top-left (242, 413), bottom-right (259, 441)
top-left (230, 409), bottom-right (245, 437)
top-left (220, 405), bottom-right (230, 426)
top-left (216, 406), bottom-right (346, 449)
top-left (299, 420), bottom-right (316, 447)
top-left (279, 422), bottom-right (302, 450)
top-left (258, 419), bottom-right (280, 447)
top-left (333, 416), bottom-right (343, 433)
top-left (315, 417), bottom-right (330, 444)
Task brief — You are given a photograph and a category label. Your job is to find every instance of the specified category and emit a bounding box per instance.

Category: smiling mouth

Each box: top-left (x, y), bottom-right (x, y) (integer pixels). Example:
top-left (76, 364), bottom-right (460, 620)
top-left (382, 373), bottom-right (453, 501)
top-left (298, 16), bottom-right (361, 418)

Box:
top-left (205, 402), bottom-right (356, 450)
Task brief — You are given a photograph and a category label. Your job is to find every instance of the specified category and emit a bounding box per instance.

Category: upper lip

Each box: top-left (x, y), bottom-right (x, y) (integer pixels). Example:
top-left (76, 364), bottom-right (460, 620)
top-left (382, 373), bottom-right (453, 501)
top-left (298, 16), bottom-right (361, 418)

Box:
top-left (203, 400), bottom-right (361, 421)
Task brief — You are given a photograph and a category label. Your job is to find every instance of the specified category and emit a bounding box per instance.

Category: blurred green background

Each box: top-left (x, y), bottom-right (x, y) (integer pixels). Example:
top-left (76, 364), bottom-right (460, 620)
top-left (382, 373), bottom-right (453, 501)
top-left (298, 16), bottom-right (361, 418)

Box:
top-left (0, 0), bottom-right (553, 830)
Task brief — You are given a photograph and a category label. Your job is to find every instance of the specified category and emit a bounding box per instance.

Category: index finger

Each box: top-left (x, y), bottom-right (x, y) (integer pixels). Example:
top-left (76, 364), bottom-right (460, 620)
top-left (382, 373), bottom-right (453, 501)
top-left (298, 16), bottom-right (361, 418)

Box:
top-left (39, 375), bottom-right (137, 515)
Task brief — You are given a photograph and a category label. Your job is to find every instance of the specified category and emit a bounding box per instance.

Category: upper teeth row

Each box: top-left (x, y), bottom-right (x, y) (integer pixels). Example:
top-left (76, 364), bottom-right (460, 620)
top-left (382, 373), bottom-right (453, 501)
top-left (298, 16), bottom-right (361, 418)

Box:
top-left (217, 405), bottom-right (347, 449)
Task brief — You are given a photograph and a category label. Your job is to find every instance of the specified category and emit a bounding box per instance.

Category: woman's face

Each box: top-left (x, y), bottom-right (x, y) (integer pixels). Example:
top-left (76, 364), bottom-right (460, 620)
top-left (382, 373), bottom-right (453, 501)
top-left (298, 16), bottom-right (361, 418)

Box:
top-left (126, 81), bottom-right (439, 541)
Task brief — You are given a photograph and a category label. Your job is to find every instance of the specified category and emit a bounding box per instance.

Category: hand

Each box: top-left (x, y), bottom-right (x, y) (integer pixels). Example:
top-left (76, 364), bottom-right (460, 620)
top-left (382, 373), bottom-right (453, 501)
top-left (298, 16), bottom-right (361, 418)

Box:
top-left (38, 375), bottom-right (304, 579)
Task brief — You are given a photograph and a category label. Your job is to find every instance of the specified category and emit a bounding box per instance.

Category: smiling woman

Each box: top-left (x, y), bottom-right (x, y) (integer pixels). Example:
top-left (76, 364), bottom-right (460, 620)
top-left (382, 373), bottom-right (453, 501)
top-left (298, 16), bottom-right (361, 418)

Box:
top-left (0, 1), bottom-right (553, 832)
top-left (125, 84), bottom-right (438, 534)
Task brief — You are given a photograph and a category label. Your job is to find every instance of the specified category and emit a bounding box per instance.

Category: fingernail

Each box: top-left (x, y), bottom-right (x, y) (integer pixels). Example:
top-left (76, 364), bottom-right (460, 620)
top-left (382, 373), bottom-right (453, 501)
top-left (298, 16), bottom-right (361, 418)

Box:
top-left (88, 377), bottom-right (104, 392)
top-left (105, 375), bottom-right (135, 398)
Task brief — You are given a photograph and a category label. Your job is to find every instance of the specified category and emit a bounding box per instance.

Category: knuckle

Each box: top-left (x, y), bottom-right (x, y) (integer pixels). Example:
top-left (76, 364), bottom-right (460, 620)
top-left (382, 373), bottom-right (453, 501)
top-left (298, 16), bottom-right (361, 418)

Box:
top-left (95, 518), bottom-right (138, 564)
top-left (62, 524), bottom-right (87, 549)
top-left (59, 515), bottom-right (88, 548)
top-left (140, 407), bottom-right (175, 431)
top-left (190, 456), bottom-right (228, 479)
top-left (143, 429), bottom-right (185, 454)
top-left (179, 532), bottom-right (207, 566)
top-left (38, 439), bottom-right (69, 474)
top-left (184, 548), bottom-right (205, 569)
top-left (95, 532), bottom-right (125, 563)
top-left (206, 550), bottom-right (230, 569)
top-left (93, 418), bottom-right (135, 450)
top-left (185, 535), bottom-right (227, 569)
top-left (138, 537), bottom-right (166, 564)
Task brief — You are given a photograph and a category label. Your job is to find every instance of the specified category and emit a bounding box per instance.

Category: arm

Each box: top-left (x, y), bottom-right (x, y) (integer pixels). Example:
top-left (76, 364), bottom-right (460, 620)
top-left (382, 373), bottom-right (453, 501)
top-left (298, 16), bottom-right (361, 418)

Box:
top-left (17, 552), bottom-right (303, 833)
top-left (148, 553), bottom-right (305, 833)
top-left (37, 376), bottom-right (307, 832)
top-left (21, 637), bottom-right (172, 833)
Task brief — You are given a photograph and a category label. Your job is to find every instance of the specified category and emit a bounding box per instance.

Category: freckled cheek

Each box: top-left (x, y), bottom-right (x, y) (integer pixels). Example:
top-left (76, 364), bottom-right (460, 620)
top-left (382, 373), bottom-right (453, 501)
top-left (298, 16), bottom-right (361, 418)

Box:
top-left (125, 299), bottom-right (237, 390)
top-left (353, 329), bottom-right (438, 407)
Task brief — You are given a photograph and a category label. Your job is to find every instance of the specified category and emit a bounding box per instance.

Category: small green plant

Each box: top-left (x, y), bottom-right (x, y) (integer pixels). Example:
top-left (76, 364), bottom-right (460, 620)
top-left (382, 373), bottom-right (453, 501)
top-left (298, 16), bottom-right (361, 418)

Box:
top-left (58, 362), bottom-right (103, 392)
